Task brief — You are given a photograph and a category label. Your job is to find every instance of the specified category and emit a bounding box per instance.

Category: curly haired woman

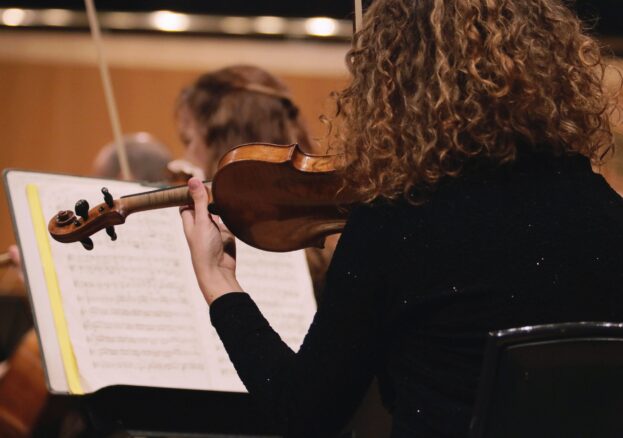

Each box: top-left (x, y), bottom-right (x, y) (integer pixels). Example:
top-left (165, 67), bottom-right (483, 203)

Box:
top-left (180, 1), bottom-right (623, 436)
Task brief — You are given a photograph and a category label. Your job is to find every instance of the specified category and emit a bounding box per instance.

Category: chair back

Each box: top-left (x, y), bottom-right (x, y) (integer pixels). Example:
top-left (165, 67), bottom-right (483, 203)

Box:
top-left (470, 322), bottom-right (623, 438)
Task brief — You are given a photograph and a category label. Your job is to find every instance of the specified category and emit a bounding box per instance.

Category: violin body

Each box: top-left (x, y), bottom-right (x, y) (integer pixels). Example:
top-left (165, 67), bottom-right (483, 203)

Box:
top-left (48, 143), bottom-right (357, 252)
top-left (213, 143), bottom-right (354, 251)
top-left (0, 330), bottom-right (47, 438)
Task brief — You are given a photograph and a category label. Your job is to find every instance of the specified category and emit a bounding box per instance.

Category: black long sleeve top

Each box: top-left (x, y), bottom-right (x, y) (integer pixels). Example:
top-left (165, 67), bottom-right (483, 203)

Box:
top-left (210, 153), bottom-right (623, 438)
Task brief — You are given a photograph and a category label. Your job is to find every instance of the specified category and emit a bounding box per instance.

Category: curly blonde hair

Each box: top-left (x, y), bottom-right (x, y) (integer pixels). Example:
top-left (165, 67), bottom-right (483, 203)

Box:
top-left (333, 0), bottom-right (620, 202)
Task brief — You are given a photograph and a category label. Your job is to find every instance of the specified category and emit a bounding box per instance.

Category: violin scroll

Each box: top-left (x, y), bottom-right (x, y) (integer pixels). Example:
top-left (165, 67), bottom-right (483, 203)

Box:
top-left (48, 187), bottom-right (126, 250)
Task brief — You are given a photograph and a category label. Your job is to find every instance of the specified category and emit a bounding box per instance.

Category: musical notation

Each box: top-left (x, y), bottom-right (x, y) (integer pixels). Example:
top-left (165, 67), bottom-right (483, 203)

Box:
top-left (33, 179), bottom-right (315, 393)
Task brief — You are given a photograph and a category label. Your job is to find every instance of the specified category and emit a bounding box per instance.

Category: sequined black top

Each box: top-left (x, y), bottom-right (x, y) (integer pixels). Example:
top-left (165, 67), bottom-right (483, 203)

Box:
top-left (209, 153), bottom-right (623, 438)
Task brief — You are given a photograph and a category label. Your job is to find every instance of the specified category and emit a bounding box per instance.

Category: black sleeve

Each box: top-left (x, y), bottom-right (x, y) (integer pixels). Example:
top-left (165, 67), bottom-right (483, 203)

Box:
top-left (209, 205), bottom-right (387, 438)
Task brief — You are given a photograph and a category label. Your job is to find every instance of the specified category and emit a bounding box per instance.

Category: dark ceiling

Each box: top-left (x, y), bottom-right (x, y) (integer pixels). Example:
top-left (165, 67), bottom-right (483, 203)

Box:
top-left (1, 0), bottom-right (621, 35)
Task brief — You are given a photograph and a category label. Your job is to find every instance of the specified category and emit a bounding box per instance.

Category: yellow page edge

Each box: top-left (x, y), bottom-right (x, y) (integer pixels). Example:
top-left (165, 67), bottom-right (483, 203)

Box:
top-left (26, 184), bottom-right (83, 395)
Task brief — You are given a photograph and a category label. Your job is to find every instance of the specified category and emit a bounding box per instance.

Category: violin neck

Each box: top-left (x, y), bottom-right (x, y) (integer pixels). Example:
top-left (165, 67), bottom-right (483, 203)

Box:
top-left (119, 182), bottom-right (210, 215)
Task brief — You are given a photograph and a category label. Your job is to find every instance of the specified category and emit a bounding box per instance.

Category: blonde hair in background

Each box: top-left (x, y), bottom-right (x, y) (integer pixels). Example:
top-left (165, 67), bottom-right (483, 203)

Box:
top-left (176, 65), bottom-right (314, 178)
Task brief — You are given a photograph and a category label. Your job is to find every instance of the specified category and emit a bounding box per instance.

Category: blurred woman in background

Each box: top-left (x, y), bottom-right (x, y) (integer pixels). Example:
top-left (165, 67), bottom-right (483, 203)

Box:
top-left (172, 65), bottom-right (315, 179)
top-left (172, 65), bottom-right (336, 299)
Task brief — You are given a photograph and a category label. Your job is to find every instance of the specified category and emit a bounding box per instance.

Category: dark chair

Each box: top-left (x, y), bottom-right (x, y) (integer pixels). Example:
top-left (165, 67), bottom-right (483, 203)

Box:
top-left (470, 322), bottom-right (623, 438)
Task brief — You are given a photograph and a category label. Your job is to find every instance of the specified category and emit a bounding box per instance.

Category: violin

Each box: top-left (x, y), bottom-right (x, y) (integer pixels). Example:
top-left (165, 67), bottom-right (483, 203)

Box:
top-left (0, 330), bottom-right (47, 438)
top-left (48, 143), bottom-right (357, 252)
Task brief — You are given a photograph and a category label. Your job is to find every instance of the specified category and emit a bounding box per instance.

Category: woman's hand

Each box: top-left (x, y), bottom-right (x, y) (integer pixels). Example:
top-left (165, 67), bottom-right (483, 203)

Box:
top-left (7, 245), bottom-right (24, 284)
top-left (181, 178), bottom-right (242, 304)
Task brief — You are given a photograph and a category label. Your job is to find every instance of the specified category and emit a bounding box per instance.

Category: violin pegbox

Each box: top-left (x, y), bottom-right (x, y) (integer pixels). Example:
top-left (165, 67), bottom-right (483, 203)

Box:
top-left (101, 187), bottom-right (117, 242)
top-left (48, 187), bottom-right (126, 250)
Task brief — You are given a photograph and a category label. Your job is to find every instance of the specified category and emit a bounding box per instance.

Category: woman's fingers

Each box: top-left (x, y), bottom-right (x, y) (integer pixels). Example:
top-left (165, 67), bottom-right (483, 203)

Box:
top-left (180, 207), bottom-right (195, 239)
top-left (188, 177), bottom-right (209, 224)
top-left (7, 245), bottom-right (20, 266)
top-left (215, 220), bottom-right (236, 259)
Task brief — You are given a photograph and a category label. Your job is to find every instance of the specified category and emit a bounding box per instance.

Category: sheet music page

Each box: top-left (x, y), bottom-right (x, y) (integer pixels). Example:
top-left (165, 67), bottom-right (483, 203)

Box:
top-left (31, 175), bottom-right (316, 394)
top-left (236, 244), bottom-right (316, 350)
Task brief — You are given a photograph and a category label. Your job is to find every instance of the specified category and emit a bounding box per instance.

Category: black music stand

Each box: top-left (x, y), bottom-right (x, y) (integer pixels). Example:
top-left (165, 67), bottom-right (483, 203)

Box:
top-left (81, 385), bottom-right (281, 438)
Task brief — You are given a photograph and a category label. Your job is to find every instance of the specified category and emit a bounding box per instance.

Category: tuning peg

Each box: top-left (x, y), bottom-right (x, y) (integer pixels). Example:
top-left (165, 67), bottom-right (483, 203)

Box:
top-left (101, 187), bottom-right (114, 208)
top-left (80, 237), bottom-right (94, 251)
top-left (75, 199), bottom-right (89, 221)
top-left (105, 226), bottom-right (117, 241)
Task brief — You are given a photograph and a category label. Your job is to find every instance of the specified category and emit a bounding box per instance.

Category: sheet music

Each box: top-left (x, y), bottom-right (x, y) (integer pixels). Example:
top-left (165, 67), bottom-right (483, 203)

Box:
top-left (6, 172), bottom-right (316, 394)
top-left (236, 248), bottom-right (316, 349)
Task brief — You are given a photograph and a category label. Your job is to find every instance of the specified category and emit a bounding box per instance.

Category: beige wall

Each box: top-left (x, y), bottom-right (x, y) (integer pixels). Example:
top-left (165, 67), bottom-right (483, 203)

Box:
top-left (1, 32), bottom-right (622, 252)
top-left (0, 32), bottom-right (350, 251)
